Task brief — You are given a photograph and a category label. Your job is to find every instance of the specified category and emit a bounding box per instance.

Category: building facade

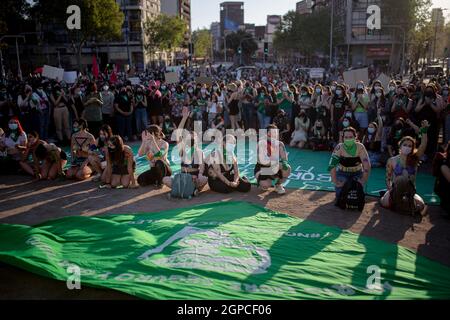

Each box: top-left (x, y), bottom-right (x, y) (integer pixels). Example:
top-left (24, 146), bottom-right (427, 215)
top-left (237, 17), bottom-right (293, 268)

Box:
top-left (220, 2), bottom-right (244, 36)
top-left (266, 15), bottom-right (281, 60)
top-left (296, 0), bottom-right (313, 15)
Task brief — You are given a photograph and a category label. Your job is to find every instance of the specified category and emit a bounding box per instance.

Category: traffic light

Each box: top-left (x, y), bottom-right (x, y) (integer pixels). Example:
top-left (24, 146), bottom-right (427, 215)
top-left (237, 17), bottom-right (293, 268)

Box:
top-left (238, 47), bottom-right (242, 55)
top-left (264, 42), bottom-right (269, 55)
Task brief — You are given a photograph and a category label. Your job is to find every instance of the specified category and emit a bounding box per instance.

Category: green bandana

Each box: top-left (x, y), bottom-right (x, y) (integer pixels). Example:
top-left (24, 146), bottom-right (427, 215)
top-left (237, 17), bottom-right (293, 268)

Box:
top-left (343, 139), bottom-right (357, 157)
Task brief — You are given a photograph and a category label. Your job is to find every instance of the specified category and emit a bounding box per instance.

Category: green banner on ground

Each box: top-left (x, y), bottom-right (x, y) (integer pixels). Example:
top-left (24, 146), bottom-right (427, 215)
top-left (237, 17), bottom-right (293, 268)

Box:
top-left (0, 201), bottom-right (449, 299)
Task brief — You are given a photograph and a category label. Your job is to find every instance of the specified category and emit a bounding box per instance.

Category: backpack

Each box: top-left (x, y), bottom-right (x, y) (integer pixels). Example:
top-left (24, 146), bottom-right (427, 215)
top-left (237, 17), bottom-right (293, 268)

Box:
top-left (169, 173), bottom-right (197, 199)
top-left (390, 176), bottom-right (418, 215)
top-left (338, 178), bottom-right (365, 211)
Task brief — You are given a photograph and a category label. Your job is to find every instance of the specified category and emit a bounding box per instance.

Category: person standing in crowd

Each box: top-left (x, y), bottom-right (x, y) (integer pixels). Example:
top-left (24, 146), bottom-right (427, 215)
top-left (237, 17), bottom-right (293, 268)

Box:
top-left (256, 86), bottom-right (272, 130)
top-left (277, 82), bottom-right (295, 124)
top-left (82, 82), bottom-right (103, 138)
top-left (241, 81), bottom-right (256, 130)
top-left (381, 121), bottom-right (429, 214)
top-left (163, 107), bottom-right (208, 193)
top-left (88, 124), bottom-right (113, 182)
top-left (17, 85), bottom-right (34, 132)
top-left (351, 82), bottom-right (370, 139)
top-left (137, 125), bottom-right (171, 188)
top-left (328, 127), bottom-right (371, 202)
top-left (170, 85), bottom-right (185, 126)
top-left (101, 84), bottom-right (115, 130)
top-left (101, 135), bottom-right (138, 189)
top-left (207, 92), bottom-right (221, 128)
top-left (391, 86), bottom-right (413, 121)
top-left (254, 123), bottom-right (291, 195)
top-left (148, 83), bottom-right (163, 126)
top-left (160, 82), bottom-right (172, 116)
top-left (69, 85), bottom-right (85, 122)
top-left (362, 109), bottom-right (384, 167)
top-left (290, 109), bottom-right (310, 149)
top-left (114, 86), bottom-right (134, 142)
top-left (206, 134), bottom-right (251, 194)
top-left (134, 85), bottom-right (148, 137)
top-left (227, 83), bottom-right (241, 130)
top-left (414, 84), bottom-right (444, 160)
top-left (50, 84), bottom-right (71, 145)
top-left (34, 82), bottom-right (50, 140)
top-left (331, 84), bottom-right (351, 142)
top-left (66, 118), bottom-right (95, 181)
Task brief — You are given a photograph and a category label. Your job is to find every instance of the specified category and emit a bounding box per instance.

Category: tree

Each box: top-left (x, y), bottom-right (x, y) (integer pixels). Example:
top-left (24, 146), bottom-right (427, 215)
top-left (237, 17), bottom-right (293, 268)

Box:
top-left (143, 14), bottom-right (187, 63)
top-left (31, 0), bottom-right (124, 71)
top-left (225, 30), bottom-right (258, 65)
top-left (0, 0), bottom-right (31, 35)
top-left (192, 29), bottom-right (212, 59)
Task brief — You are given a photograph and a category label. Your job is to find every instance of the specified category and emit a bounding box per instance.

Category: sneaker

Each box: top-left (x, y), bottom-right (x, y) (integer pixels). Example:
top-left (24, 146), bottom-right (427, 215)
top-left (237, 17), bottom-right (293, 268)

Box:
top-left (275, 184), bottom-right (286, 195)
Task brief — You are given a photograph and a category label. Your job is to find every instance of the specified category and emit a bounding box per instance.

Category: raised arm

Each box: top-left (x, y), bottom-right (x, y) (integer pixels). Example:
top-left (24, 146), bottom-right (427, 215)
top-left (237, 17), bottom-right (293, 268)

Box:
top-left (416, 120), bottom-right (429, 158)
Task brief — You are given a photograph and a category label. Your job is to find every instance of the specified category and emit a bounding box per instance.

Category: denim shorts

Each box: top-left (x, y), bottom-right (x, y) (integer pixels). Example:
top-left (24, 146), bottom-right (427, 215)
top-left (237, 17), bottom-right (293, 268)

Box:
top-left (335, 170), bottom-right (363, 199)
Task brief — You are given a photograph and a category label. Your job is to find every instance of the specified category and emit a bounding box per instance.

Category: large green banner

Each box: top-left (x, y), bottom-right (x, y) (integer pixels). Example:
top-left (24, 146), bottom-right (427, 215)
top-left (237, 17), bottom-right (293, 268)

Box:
top-left (0, 201), bottom-right (449, 299)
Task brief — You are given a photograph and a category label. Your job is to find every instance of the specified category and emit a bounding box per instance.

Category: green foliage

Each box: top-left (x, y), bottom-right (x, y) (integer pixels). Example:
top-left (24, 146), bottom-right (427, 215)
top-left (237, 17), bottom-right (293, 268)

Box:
top-left (0, 0), bottom-right (30, 34)
top-left (225, 30), bottom-right (258, 57)
top-left (192, 29), bottom-right (212, 58)
top-left (143, 14), bottom-right (187, 56)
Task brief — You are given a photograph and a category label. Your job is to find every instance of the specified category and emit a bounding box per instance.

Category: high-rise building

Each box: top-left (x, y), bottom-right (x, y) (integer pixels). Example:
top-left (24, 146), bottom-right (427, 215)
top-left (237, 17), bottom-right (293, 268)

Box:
top-left (296, 0), bottom-right (313, 15)
top-left (211, 22), bottom-right (222, 53)
top-left (220, 2), bottom-right (244, 36)
top-left (430, 8), bottom-right (446, 60)
top-left (265, 15), bottom-right (281, 58)
top-left (333, 0), bottom-right (406, 71)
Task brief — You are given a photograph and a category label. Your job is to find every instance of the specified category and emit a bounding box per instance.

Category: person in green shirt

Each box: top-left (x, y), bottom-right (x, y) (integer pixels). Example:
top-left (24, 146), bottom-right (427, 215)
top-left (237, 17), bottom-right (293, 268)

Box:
top-left (256, 86), bottom-right (272, 129)
top-left (276, 82), bottom-right (294, 122)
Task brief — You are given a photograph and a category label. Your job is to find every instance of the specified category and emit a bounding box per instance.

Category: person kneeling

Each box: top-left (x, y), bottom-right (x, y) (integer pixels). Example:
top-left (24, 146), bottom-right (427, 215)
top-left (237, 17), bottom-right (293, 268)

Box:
top-left (206, 135), bottom-right (251, 194)
top-left (137, 125), bottom-right (172, 188)
top-left (102, 135), bottom-right (138, 189)
top-left (254, 124), bottom-right (291, 195)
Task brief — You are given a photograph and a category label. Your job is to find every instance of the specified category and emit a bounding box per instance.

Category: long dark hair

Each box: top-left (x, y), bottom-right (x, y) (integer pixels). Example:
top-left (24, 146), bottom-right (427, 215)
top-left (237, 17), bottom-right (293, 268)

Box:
top-left (108, 135), bottom-right (125, 165)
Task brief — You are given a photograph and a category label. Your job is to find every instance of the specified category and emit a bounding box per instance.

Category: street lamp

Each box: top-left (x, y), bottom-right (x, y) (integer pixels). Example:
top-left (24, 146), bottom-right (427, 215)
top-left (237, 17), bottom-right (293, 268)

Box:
top-left (0, 35), bottom-right (26, 81)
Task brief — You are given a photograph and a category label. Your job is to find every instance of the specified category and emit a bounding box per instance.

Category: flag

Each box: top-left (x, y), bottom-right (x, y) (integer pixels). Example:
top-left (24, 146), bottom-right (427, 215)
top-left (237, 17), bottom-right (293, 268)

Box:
top-left (110, 65), bottom-right (118, 84)
top-left (92, 55), bottom-right (99, 79)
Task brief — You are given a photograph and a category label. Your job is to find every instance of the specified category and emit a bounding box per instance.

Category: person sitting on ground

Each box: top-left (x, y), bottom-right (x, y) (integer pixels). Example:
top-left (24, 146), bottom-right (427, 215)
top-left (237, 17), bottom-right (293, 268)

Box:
top-left (254, 124), bottom-right (292, 195)
top-left (205, 134), bottom-right (251, 194)
top-left (19, 131), bottom-right (45, 179)
top-left (101, 135), bottom-right (138, 189)
top-left (309, 118), bottom-right (328, 151)
top-left (88, 124), bottom-right (113, 182)
top-left (328, 127), bottom-right (371, 203)
top-left (137, 124), bottom-right (172, 188)
top-left (290, 110), bottom-right (310, 149)
top-left (32, 142), bottom-right (67, 181)
top-left (2, 117), bottom-right (27, 174)
top-left (162, 115), bottom-right (176, 142)
top-left (380, 121), bottom-right (429, 215)
top-left (162, 107), bottom-right (208, 193)
top-left (66, 118), bottom-right (96, 181)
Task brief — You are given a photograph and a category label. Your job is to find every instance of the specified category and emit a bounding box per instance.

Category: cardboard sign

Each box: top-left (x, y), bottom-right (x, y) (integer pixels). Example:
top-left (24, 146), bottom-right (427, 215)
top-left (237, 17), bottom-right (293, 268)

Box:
top-left (165, 72), bottom-right (179, 84)
top-left (42, 65), bottom-right (64, 81)
top-left (343, 68), bottom-right (369, 88)
top-left (195, 77), bottom-right (213, 86)
top-left (375, 73), bottom-right (391, 90)
top-left (63, 71), bottom-right (78, 84)
top-left (309, 68), bottom-right (324, 79)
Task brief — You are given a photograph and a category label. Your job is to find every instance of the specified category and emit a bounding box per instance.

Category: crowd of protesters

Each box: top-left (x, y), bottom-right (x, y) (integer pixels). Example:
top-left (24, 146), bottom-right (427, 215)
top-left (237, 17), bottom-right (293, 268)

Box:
top-left (0, 63), bottom-right (449, 214)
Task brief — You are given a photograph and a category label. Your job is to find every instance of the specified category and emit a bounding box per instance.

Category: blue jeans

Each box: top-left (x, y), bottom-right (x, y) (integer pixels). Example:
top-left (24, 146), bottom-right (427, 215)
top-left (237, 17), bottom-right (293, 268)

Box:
top-left (135, 108), bottom-right (148, 135)
top-left (116, 114), bottom-right (132, 139)
top-left (335, 170), bottom-right (363, 199)
top-left (39, 108), bottom-right (50, 140)
top-left (257, 112), bottom-right (271, 129)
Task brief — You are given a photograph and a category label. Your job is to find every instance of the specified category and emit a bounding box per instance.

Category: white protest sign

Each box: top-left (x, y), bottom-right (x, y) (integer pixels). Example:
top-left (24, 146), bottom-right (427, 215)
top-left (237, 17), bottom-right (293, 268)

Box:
top-left (375, 73), bottom-right (390, 90)
top-left (343, 68), bottom-right (369, 88)
top-left (165, 72), bottom-right (179, 84)
top-left (42, 65), bottom-right (64, 81)
top-left (63, 71), bottom-right (78, 84)
top-left (128, 77), bottom-right (141, 85)
top-left (309, 68), bottom-right (324, 79)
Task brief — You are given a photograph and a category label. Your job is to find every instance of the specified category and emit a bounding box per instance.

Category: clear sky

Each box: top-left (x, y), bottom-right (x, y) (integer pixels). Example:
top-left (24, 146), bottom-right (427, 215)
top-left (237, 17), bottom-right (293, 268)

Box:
top-left (191, 0), bottom-right (450, 31)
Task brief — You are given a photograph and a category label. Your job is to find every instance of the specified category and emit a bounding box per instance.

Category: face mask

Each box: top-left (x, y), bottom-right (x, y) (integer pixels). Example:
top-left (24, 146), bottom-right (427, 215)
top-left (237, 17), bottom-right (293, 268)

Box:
top-left (375, 92), bottom-right (382, 98)
top-left (213, 86), bottom-right (218, 91)
top-left (389, 86), bottom-right (395, 92)
top-left (282, 86), bottom-right (288, 91)
top-left (171, 88), bottom-right (176, 92)
top-left (316, 89), bottom-right (321, 94)
top-left (331, 86), bottom-right (336, 91)
top-left (374, 86), bottom-right (381, 90)
top-left (343, 121), bottom-right (350, 128)
top-left (268, 87), bottom-right (273, 92)
top-left (336, 90), bottom-right (342, 96)
top-left (344, 138), bottom-right (356, 147)
top-left (99, 135), bottom-right (106, 141)
top-left (345, 113), bottom-right (352, 118)
top-left (368, 127), bottom-right (376, 134)
top-left (188, 89), bottom-right (193, 94)
top-left (9, 123), bottom-right (18, 131)
top-left (103, 86), bottom-right (109, 91)
top-left (401, 146), bottom-right (412, 156)
top-left (161, 86), bottom-right (166, 90)
top-left (357, 85), bottom-right (364, 90)
top-left (73, 127), bottom-right (80, 133)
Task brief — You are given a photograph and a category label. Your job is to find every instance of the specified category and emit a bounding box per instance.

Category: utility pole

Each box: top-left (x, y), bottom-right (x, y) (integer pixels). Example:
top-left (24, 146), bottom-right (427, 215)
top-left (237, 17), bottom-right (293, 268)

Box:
top-left (0, 35), bottom-right (25, 81)
top-left (329, 0), bottom-right (334, 69)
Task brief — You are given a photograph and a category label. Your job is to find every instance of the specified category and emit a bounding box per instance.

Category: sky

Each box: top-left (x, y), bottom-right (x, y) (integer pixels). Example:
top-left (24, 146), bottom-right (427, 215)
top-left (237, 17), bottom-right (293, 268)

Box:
top-left (191, 0), bottom-right (450, 31)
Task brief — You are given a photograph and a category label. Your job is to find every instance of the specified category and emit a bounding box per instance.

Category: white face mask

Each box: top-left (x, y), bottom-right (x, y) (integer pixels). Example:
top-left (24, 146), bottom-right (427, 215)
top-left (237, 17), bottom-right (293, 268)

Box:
top-left (213, 86), bottom-right (218, 91)
top-left (316, 88), bottom-right (321, 94)
top-left (389, 86), bottom-right (396, 92)
top-left (335, 90), bottom-right (342, 96)
top-left (375, 92), bottom-right (382, 98)
top-left (343, 121), bottom-right (350, 128)
top-left (345, 113), bottom-right (352, 118)
top-left (103, 86), bottom-right (109, 91)
top-left (268, 87), bottom-right (273, 92)
top-left (368, 127), bottom-right (376, 134)
top-left (331, 86), bottom-right (336, 91)
top-left (171, 88), bottom-right (176, 92)
top-left (401, 145), bottom-right (412, 155)
top-left (9, 123), bottom-right (18, 130)
top-left (188, 89), bottom-right (193, 94)
top-left (282, 86), bottom-right (288, 92)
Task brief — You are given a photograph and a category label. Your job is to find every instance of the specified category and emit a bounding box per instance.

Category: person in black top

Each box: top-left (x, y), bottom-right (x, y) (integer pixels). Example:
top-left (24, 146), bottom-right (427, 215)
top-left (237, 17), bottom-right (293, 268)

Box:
top-left (331, 84), bottom-right (351, 142)
top-left (362, 111), bottom-right (384, 167)
top-left (114, 86), bottom-right (134, 141)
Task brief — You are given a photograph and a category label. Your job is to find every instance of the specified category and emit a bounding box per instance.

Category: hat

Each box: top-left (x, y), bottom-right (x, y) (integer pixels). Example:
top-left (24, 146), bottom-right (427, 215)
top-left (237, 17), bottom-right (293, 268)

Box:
top-left (227, 83), bottom-right (237, 92)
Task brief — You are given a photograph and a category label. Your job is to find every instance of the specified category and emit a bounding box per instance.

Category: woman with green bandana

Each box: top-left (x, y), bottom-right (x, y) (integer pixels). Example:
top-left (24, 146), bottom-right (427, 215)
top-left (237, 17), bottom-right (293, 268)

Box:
top-left (137, 124), bottom-right (171, 188)
top-left (328, 127), bottom-right (371, 201)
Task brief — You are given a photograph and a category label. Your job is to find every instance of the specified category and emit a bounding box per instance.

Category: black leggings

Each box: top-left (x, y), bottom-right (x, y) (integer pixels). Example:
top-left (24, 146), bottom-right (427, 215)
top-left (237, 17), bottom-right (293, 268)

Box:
top-left (137, 160), bottom-right (172, 186)
top-left (208, 173), bottom-right (251, 194)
